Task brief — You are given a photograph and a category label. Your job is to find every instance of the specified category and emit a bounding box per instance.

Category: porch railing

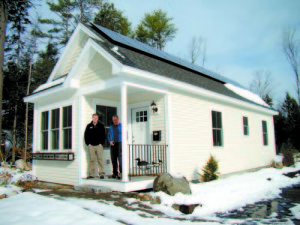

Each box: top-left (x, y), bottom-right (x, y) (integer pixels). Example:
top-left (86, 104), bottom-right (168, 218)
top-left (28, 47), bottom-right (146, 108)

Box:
top-left (128, 144), bottom-right (168, 178)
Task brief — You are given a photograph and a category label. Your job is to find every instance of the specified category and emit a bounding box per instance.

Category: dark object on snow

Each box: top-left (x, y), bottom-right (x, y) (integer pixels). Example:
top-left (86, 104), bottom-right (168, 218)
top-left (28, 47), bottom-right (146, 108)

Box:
top-left (153, 173), bottom-right (191, 196)
top-left (267, 177), bottom-right (271, 181)
top-left (172, 204), bottom-right (200, 214)
top-left (283, 170), bottom-right (300, 178)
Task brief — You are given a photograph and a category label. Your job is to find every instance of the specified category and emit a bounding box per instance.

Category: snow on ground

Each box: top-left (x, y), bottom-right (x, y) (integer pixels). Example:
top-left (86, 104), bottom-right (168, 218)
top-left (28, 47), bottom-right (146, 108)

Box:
top-left (150, 163), bottom-right (300, 218)
top-left (0, 162), bottom-right (299, 224)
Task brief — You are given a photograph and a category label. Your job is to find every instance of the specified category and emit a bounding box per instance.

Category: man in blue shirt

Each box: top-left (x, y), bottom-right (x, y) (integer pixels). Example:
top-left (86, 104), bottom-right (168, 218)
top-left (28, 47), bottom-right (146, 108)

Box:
top-left (108, 115), bottom-right (122, 179)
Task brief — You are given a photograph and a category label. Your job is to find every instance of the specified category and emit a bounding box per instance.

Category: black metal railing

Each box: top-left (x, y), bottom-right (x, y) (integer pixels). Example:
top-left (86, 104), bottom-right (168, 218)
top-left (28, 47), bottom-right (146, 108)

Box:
top-left (128, 144), bottom-right (168, 178)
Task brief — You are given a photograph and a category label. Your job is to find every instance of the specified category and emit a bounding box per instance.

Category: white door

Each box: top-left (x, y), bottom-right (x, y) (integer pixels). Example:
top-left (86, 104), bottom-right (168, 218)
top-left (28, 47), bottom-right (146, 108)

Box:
top-left (131, 107), bottom-right (150, 144)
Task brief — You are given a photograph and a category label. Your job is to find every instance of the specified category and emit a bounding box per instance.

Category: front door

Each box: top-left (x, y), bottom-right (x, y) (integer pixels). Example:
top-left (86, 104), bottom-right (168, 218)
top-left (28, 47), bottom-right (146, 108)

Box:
top-left (131, 107), bottom-right (149, 144)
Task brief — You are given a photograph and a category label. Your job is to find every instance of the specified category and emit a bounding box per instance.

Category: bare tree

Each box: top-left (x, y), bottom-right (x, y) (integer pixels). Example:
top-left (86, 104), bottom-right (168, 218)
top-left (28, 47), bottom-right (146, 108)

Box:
top-left (283, 28), bottom-right (300, 104)
top-left (249, 69), bottom-right (274, 99)
top-left (188, 36), bottom-right (207, 66)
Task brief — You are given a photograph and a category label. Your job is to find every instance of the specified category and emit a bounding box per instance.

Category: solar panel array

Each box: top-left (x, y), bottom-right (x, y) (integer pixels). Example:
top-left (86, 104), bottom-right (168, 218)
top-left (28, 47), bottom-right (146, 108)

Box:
top-left (93, 24), bottom-right (244, 88)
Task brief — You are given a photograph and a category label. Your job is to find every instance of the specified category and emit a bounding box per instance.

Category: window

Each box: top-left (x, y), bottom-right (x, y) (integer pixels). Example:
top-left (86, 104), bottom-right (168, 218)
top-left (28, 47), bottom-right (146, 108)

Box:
top-left (63, 106), bottom-right (72, 149)
top-left (51, 108), bottom-right (60, 150)
top-left (40, 105), bottom-right (72, 151)
top-left (96, 105), bottom-right (117, 148)
top-left (243, 116), bottom-right (249, 135)
top-left (212, 111), bottom-right (223, 146)
top-left (41, 111), bottom-right (49, 150)
top-left (136, 111), bottom-right (147, 122)
top-left (262, 120), bottom-right (268, 146)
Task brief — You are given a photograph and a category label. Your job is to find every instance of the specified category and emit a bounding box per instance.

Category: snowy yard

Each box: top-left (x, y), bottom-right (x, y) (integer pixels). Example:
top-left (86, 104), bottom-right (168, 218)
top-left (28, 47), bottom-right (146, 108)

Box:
top-left (0, 161), bottom-right (300, 225)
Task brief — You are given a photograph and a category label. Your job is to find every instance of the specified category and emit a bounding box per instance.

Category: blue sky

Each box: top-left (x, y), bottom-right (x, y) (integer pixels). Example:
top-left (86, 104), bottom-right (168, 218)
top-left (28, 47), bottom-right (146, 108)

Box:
top-left (34, 0), bottom-right (300, 106)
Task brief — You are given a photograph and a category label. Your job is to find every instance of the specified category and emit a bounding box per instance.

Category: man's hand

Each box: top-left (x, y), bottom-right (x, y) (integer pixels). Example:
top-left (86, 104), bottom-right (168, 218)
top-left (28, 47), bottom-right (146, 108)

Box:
top-left (110, 141), bottom-right (114, 146)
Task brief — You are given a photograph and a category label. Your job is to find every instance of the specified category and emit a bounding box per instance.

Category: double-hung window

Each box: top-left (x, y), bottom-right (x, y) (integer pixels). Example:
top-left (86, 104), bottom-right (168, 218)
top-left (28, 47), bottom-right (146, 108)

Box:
top-left (212, 110), bottom-right (223, 146)
top-left (262, 120), bottom-right (268, 146)
top-left (41, 111), bottom-right (49, 150)
top-left (63, 106), bottom-right (72, 149)
top-left (40, 105), bottom-right (72, 151)
top-left (243, 116), bottom-right (249, 135)
top-left (51, 108), bottom-right (60, 150)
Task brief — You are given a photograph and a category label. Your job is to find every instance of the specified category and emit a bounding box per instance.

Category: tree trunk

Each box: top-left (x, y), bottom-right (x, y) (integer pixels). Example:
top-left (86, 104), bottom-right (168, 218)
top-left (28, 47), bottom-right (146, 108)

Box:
top-left (12, 104), bottom-right (17, 165)
top-left (0, 2), bottom-right (8, 149)
top-left (24, 63), bottom-right (31, 162)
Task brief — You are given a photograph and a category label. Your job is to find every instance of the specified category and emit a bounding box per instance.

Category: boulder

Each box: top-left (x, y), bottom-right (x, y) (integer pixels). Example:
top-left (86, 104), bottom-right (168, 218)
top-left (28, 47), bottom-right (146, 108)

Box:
top-left (15, 159), bottom-right (27, 170)
top-left (153, 173), bottom-right (191, 196)
top-left (150, 196), bottom-right (161, 204)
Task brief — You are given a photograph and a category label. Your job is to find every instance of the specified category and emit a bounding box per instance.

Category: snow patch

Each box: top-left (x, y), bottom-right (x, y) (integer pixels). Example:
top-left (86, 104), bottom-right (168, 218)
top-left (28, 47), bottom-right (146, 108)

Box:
top-left (225, 83), bottom-right (270, 107)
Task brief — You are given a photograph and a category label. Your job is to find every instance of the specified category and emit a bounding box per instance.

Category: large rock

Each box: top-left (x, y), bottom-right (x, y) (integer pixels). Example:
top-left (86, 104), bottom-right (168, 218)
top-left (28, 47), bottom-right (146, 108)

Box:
top-left (153, 173), bottom-right (191, 196)
top-left (15, 159), bottom-right (27, 170)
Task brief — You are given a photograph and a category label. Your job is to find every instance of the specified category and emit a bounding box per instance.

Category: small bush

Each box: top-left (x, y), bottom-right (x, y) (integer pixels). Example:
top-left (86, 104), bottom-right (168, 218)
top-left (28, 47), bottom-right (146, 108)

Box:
top-left (281, 142), bottom-right (297, 167)
top-left (282, 150), bottom-right (295, 167)
top-left (200, 155), bottom-right (220, 182)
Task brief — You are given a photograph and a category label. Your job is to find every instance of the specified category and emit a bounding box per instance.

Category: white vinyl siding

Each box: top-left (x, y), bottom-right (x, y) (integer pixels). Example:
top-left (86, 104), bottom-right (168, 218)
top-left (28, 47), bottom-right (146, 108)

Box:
top-left (169, 92), bottom-right (276, 180)
top-left (80, 53), bottom-right (112, 87)
top-left (33, 98), bottom-right (79, 185)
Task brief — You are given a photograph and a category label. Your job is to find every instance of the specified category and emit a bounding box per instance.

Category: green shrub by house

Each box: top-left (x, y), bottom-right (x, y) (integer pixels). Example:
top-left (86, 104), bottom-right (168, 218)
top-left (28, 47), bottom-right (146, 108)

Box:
top-left (281, 142), bottom-right (296, 167)
top-left (200, 155), bottom-right (220, 182)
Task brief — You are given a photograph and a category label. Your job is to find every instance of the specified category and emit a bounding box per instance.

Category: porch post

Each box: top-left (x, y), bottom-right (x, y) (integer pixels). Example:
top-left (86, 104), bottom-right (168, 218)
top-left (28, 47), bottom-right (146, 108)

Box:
top-left (121, 84), bottom-right (129, 182)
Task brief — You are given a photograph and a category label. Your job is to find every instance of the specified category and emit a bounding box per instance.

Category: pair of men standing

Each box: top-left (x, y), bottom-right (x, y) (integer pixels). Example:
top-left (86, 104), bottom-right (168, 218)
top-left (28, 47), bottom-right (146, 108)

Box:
top-left (84, 113), bottom-right (122, 179)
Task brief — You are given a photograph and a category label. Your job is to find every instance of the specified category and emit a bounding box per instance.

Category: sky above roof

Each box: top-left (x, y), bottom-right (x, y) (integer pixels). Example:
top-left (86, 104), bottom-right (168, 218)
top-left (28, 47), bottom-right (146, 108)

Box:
top-left (110, 0), bottom-right (300, 106)
top-left (33, 0), bottom-right (300, 107)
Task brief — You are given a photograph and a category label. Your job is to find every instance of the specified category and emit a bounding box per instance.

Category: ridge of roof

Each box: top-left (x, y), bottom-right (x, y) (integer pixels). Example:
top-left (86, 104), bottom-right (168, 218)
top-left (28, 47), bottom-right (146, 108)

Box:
top-left (89, 23), bottom-right (245, 89)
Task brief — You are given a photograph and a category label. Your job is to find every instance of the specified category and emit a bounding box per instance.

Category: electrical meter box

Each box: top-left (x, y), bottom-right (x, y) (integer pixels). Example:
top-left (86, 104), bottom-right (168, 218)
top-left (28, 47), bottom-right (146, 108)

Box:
top-left (152, 130), bottom-right (161, 141)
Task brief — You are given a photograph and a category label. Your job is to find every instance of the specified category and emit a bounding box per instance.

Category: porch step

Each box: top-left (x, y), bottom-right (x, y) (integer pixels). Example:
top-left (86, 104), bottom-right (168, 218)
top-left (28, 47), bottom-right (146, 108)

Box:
top-left (74, 184), bottom-right (113, 193)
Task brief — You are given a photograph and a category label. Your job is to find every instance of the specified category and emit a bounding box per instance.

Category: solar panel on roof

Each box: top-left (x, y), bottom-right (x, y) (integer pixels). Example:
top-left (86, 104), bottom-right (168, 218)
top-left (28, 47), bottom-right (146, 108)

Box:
top-left (92, 24), bottom-right (245, 88)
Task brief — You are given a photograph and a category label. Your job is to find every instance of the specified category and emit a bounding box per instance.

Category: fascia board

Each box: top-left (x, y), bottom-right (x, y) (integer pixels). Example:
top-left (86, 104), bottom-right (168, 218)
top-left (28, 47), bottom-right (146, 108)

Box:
top-left (122, 66), bottom-right (278, 116)
top-left (24, 85), bottom-right (66, 103)
top-left (47, 23), bottom-right (103, 83)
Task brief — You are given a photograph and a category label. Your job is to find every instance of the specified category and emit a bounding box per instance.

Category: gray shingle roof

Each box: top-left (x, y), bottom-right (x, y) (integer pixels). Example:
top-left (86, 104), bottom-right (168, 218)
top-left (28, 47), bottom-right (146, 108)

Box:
top-left (84, 24), bottom-right (275, 111)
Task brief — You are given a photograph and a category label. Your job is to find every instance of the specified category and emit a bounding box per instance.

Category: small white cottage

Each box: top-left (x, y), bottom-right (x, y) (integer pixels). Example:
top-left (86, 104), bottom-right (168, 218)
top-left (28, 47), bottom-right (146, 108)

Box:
top-left (24, 23), bottom-right (278, 192)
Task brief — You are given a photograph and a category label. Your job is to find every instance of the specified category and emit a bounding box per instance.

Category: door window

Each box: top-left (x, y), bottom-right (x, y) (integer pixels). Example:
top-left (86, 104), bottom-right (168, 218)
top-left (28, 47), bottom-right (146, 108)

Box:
top-left (136, 110), bottom-right (147, 122)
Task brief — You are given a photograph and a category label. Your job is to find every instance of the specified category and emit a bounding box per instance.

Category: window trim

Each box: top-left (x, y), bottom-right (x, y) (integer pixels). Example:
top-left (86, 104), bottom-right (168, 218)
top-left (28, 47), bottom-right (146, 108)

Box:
top-left (38, 103), bottom-right (73, 152)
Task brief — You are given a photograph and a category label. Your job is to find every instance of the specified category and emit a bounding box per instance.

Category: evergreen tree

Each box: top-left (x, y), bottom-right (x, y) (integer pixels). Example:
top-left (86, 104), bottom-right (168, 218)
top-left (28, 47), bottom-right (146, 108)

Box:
top-left (36, 0), bottom-right (76, 47)
top-left (135, 9), bottom-right (177, 50)
top-left (263, 94), bottom-right (273, 107)
top-left (31, 42), bottom-right (59, 92)
top-left (199, 155), bottom-right (220, 182)
top-left (73, 0), bottom-right (101, 24)
top-left (93, 2), bottom-right (132, 36)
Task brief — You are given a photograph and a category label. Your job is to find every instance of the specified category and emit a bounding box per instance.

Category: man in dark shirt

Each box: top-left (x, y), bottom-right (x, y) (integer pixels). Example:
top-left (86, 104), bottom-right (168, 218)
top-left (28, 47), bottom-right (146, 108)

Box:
top-left (108, 115), bottom-right (122, 179)
top-left (84, 113), bottom-right (105, 179)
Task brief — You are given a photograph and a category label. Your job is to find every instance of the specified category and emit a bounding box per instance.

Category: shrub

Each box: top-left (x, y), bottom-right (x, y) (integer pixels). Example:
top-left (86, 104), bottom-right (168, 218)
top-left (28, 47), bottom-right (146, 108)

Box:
top-left (282, 150), bottom-right (295, 167)
top-left (200, 155), bottom-right (220, 182)
top-left (281, 142), bottom-right (297, 167)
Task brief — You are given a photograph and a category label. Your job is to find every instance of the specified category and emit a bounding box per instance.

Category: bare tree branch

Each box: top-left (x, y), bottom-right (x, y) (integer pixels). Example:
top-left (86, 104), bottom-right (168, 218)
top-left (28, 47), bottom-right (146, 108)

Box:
top-left (249, 69), bottom-right (274, 99)
top-left (188, 36), bottom-right (207, 66)
top-left (282, 28), bottom-right (300, 104)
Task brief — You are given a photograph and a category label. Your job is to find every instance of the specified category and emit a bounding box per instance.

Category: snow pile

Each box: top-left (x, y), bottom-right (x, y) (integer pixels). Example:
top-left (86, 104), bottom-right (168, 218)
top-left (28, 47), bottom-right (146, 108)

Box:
top-left (0, 167), bottom-right (35, 184)
top-left (150, 162), bottom-right (300, 217)
top-left (225, 83), bottom-right (270, 107)
top-left (0, 193), bottom-right (120, 225)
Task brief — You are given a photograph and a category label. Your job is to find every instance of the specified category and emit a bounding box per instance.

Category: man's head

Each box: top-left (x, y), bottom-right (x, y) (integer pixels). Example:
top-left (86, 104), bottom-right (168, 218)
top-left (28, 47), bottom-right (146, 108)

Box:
top-left (112, 115), bottom-right (119, 125)
top-left (92, 113), bottom-right (99, 124)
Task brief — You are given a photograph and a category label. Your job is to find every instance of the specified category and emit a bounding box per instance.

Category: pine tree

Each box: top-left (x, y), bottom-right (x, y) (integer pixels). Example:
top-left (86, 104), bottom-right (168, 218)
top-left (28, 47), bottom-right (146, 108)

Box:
top-left (36, 0), bottom-right (76, 47)
top-left (135, 9), bottom-right (177, 50)
top-left (93, 2), bottom-right (132, 36)
top-left (200, 155), bottom-right (220, 182)
top-left (263, 94), bottom-right (273, 107)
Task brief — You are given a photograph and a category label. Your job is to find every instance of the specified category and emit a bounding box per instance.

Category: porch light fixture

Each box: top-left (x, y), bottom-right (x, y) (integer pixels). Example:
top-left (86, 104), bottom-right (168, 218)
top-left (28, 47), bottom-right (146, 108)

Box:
top-left (150, 101), bottom-right (158, 113)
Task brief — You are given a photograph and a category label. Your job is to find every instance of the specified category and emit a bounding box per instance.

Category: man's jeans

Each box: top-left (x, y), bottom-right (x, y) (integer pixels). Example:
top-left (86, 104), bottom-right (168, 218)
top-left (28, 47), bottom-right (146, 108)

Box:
top-left (110, 142), bottom-right (122, 176)
top-left (88, 144), bottom-right (104, 176)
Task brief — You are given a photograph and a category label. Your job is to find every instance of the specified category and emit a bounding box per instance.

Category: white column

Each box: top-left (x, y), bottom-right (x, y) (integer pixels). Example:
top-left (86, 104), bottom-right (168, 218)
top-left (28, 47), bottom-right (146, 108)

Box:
top-left (121, 84), bottom-right (129, 182)
top-left (164, 94), bottom-right (173, 174)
